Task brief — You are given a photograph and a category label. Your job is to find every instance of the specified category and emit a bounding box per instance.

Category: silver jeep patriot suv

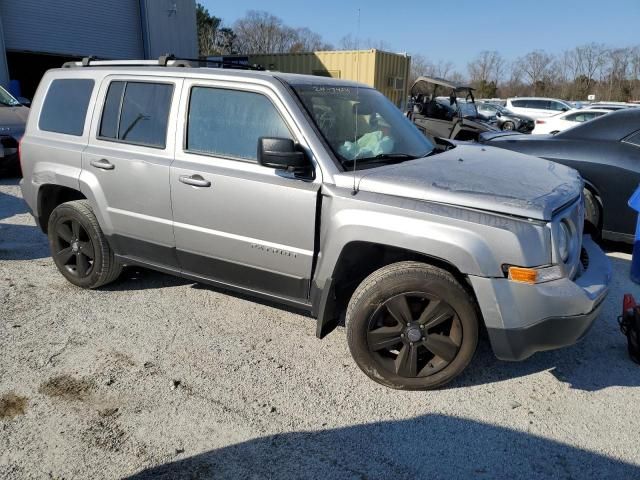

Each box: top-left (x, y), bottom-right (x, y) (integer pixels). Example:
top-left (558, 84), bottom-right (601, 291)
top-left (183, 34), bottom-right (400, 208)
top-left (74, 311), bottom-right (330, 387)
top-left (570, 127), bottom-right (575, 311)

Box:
top-left (19, 57), bottom-right (611, 389)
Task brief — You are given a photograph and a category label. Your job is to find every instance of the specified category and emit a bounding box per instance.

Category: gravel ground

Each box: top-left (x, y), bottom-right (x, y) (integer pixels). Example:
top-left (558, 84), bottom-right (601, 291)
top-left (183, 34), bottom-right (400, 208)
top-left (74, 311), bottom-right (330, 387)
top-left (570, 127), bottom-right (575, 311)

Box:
top-left (1, 177), bottom-right (639, 479)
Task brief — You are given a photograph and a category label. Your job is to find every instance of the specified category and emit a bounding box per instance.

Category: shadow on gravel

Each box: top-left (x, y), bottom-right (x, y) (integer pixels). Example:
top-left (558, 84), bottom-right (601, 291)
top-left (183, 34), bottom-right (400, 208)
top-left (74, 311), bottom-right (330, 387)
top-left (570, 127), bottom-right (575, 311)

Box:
top-left (125, 414), bottom-right (640, 479)
top-left (0, 185), bottom-right (50, 260)
top-left (104, 267), bottom-right (313, 317)
top-left (0, 223), bottom-right (49, 260)
top-left (101, 267), bottom-right (193, 291)
top-left (0, 187), bottom-right (28, 220)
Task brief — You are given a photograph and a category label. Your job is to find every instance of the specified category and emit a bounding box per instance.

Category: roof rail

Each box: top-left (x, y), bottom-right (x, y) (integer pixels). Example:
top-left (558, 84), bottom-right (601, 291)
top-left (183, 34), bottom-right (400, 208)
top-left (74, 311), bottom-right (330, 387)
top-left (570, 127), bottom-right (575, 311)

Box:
top-left (62, 54), bottom-right (192, 68)
top-left (61, 54), bottom-right (265, 71)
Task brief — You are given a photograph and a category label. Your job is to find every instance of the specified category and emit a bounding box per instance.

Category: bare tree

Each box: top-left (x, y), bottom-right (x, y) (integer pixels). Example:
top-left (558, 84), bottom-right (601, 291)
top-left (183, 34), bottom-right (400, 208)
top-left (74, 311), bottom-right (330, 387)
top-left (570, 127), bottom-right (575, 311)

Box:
top-left (515, 50), bottom-right (554, 95)
top-left (234, 11), bottom-right (297, 54)
top-left (289, 28), bottom-right (333, 53)
top-left (467, 51), bottom-right (504, 84)
top-left (467, 51), bottom-right (504, 97)
top-left (574, 43), bottom-right (607, 95)
top-left (233, 10), bottom-right (331, 55)
top-left (409, 54), bottom-right (432, 85)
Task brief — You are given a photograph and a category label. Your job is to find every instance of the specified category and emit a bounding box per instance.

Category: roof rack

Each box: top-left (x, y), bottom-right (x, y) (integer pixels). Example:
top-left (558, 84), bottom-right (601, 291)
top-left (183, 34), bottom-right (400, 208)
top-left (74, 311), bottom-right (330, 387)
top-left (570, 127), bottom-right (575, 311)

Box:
top-left (62, 54), bottom-right (192, 68)
top-left (62, 54), bottom-right (265, 71)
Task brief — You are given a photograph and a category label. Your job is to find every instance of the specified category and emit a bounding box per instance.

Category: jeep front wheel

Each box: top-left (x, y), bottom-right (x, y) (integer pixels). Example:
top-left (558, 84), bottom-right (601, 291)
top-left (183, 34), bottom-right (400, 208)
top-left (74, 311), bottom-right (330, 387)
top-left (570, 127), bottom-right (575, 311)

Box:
top-left (48, 200), bottom-right (122, 289)
top-left (346, 261), bottom-right (478, 390)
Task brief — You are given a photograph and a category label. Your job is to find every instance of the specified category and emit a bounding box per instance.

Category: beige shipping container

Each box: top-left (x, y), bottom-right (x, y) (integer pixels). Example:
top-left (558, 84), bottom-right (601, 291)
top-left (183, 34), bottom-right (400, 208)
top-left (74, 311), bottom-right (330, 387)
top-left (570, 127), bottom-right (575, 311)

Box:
top-left (246, 49), bottom-right (411, 108)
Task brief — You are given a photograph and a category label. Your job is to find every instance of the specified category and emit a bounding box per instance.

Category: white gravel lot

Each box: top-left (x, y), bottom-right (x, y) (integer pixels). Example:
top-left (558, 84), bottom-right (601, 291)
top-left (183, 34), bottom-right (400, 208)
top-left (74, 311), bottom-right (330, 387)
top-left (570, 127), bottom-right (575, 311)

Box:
top-left (1, 177), bottom-right (639, 480)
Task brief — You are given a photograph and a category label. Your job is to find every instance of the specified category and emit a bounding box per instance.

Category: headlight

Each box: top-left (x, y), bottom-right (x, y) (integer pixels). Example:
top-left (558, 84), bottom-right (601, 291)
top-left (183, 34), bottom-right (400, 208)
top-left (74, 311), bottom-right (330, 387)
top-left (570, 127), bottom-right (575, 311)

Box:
top-left (558, 221), bottom-right (571, 262)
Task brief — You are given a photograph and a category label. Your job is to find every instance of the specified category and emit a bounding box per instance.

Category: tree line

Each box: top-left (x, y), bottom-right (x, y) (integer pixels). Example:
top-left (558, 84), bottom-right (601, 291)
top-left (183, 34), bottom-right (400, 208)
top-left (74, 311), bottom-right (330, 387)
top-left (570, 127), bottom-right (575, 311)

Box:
top-left (197, 5), bottom-right (640, 102)
top-left (412, 46), bottom-right (640, 102)
top-left (197, 6), bottom-right (393, 56)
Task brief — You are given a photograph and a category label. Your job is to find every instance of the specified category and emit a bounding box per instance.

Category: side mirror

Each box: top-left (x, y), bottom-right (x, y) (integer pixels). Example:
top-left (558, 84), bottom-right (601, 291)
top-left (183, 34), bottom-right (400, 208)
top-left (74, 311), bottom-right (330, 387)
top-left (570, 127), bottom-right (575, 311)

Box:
top-left (496, 111), bottom-right (502, 118)
top-left (561, 107), bottom-right (569, 112)
top-left (258, 137), bottom-right (307, 172)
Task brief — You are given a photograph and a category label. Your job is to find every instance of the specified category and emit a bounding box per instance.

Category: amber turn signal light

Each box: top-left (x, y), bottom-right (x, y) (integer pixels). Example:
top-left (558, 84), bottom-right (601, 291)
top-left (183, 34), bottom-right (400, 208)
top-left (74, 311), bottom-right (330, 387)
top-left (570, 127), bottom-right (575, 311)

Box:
top-left (508, 267), bottom-right (538, 284)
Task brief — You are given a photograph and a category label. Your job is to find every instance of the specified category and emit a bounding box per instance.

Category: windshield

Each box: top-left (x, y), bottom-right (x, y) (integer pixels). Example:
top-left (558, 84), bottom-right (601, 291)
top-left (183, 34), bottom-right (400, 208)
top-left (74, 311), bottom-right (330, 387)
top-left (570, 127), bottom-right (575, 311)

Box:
top-left (0, 86), bottom-right (20, 107)
top-left (291, 84), bottom-right (435, 168)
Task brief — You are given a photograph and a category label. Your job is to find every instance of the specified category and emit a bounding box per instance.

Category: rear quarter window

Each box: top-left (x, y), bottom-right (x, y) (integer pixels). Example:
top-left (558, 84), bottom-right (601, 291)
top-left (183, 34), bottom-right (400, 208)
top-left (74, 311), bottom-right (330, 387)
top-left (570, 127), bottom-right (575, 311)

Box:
top-left (623, 130), bottom-right (640, 148)
top-left (39, 79), bottom-right (95, 136)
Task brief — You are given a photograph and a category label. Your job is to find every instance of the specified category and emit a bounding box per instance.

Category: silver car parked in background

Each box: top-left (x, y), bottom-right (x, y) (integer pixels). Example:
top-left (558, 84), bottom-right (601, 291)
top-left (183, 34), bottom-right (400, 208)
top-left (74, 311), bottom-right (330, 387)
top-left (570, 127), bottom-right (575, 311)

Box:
top-left (19, 57), bottom-right (611, 389)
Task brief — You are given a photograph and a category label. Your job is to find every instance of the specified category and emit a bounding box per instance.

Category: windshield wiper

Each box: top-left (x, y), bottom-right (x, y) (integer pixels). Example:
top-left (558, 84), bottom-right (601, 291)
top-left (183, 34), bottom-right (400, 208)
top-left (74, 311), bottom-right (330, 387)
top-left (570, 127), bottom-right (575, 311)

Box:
top-left (342, 152), bottom-right (423, 166)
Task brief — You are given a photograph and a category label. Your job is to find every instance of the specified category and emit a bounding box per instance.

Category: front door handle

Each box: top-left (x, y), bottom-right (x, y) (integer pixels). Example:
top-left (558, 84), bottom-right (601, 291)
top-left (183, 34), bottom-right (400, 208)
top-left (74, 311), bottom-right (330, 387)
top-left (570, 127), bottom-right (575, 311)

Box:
top-left (179, 174), bottom-right (211, 187)
top-left (90, 158), bottom-right (115, 170)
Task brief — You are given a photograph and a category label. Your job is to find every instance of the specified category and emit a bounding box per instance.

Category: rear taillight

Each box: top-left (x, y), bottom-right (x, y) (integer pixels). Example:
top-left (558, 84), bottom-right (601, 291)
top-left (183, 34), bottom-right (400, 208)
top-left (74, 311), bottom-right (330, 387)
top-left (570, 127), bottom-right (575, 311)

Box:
top-left (536, 120), bottom-right (545, 124)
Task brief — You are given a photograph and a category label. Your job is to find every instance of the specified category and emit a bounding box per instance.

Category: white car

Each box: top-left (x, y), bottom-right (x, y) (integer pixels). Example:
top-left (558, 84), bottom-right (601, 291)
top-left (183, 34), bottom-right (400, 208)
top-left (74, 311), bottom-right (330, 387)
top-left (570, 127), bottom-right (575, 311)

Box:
top-left (505, 97), bottom-right (573, 119)
top-left (532, 109), bottom-right (609, 135)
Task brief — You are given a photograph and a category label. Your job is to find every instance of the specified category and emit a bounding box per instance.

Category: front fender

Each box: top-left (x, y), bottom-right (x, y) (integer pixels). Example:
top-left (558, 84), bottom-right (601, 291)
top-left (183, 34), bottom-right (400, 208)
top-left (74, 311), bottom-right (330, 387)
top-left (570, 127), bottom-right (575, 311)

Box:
top-left (314, 188), bottom-right (550, 284)
top-left (311, 187), bottom-right (551, 337)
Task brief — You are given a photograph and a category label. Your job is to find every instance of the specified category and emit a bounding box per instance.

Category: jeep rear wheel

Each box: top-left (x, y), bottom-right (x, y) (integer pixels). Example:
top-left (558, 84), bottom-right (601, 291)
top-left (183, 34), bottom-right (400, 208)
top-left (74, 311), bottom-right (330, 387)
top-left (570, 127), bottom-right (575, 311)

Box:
top-left (346, 261), bottom-right (478, 390)
top-left (48, 200), bottom-right (121, 289)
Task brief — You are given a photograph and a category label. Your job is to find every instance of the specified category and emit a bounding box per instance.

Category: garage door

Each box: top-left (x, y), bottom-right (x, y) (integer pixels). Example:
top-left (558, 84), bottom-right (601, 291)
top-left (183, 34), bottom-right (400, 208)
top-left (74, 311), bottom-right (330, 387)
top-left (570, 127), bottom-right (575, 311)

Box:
top-left (1, 0), bottom-right (144, 59)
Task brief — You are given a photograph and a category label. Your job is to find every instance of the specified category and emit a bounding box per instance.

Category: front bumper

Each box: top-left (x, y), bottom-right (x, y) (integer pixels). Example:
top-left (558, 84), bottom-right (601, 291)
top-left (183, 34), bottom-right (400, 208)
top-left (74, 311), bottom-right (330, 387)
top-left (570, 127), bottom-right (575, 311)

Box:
top-left (470, 236), bottom-right (612, 361)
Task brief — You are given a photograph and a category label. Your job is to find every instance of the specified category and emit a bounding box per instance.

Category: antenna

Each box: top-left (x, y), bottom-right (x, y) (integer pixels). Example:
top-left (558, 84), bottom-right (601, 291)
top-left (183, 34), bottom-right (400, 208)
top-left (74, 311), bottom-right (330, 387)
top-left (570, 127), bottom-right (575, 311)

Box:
top-left (351, 8), bottom-right (361, 195)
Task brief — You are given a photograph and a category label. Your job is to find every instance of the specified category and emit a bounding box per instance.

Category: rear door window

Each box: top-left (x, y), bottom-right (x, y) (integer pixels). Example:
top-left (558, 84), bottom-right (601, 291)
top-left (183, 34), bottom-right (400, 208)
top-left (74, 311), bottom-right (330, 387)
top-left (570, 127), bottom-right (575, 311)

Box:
top-left (99, 81), bottom-right (174, 148)
top-left (186, 87), bottom-right (291, 161)
top-left (39, 79), bottom-right (95, 136)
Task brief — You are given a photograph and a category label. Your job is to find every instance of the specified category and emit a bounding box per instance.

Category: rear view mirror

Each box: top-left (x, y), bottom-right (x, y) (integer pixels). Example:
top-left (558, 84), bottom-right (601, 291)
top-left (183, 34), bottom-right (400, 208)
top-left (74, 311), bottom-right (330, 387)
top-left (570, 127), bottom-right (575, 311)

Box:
top-left (352, 102), bottom-right (374, 116)
top-left (257, 137), bottom-right (307, 172)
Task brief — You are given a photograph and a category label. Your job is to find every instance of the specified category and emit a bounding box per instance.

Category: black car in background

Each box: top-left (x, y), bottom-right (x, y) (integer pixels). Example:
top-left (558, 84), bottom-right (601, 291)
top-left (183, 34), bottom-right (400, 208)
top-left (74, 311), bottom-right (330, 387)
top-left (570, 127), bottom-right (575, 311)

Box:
top-left (476, 102), bottom-right (535, 133)
top-left (0, 85), bottom-right (28, 176)
top-left (479, 109), bottom-right (640, 243)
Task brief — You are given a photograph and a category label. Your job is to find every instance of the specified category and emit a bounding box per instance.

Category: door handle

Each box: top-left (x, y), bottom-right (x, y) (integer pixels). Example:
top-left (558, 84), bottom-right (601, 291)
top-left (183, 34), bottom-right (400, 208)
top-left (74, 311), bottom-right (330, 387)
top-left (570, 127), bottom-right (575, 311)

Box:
top-left (179, 174), bottom-right (211, 187)
top-left (90, 158), bottom-right (115, 170)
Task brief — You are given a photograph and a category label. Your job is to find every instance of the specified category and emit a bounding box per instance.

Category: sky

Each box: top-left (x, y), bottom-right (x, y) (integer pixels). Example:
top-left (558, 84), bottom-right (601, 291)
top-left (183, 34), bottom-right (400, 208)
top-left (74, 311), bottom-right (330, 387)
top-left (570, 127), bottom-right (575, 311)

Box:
top-left (200, 0), bottom-right (640, 73)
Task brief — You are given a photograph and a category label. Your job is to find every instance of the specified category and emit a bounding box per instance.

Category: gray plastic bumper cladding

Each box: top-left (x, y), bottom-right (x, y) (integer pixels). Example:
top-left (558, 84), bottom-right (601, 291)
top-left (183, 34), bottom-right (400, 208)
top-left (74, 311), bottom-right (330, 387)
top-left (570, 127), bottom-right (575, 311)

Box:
top-left (470, 236), bottom-right (612, 361)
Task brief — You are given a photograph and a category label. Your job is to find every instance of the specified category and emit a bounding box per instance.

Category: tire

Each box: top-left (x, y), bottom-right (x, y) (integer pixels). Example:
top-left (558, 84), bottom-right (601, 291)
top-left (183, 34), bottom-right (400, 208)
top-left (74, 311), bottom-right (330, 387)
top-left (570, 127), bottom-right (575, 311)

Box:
top-left (502, 121), bottom-right (515, 131)
top-left (346, 261), bottom-right (479, 390)
top-left (583, 188), bottom-right (601, 237)
top-left (47, 200), bottom-right (122, 289)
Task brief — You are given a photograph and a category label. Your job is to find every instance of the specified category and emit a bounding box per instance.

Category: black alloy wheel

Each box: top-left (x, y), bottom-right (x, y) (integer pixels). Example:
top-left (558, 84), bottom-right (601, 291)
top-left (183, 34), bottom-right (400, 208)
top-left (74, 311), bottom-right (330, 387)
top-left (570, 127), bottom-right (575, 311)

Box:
top-left (367, 292), bottom-right (462, 378)
top-left (52, 218), bottom-right (95, 278)
top-left (47, 200), bottom-right (122, 288)
top-left (346, 261), bottom-right (478, 390)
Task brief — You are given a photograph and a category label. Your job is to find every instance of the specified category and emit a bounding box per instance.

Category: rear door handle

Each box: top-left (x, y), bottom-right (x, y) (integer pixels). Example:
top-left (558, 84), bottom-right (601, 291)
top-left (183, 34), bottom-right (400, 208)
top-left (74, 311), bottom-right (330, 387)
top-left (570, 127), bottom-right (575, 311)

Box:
top-left (179, 174), bottom-right (211, 187)
top-left (90, 158), bottom-right (115, 170)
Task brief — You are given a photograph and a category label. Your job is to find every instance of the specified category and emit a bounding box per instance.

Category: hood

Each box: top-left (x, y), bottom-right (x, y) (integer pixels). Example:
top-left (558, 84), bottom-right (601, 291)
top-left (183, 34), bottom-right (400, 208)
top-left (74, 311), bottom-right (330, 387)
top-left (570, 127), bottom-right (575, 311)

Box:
top-left (0, 105), bottom-right (28, 139)
top-left (346, 144), bottom-right (582, 221)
